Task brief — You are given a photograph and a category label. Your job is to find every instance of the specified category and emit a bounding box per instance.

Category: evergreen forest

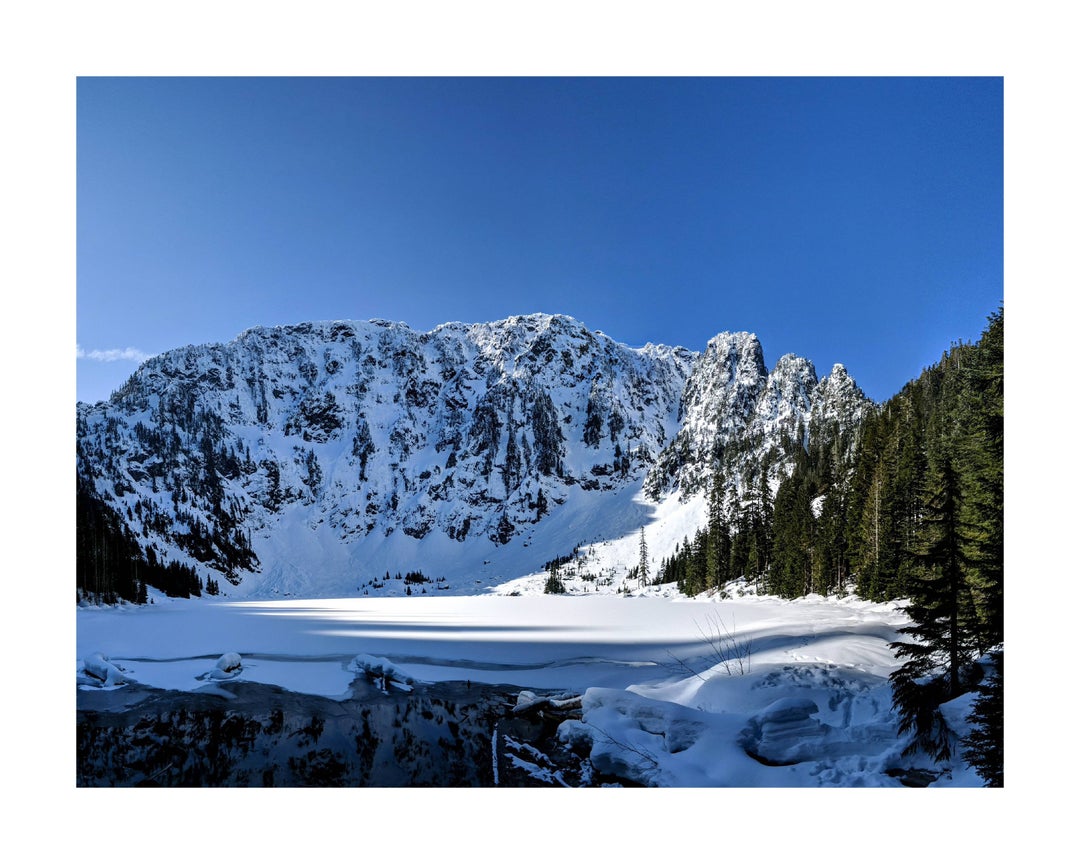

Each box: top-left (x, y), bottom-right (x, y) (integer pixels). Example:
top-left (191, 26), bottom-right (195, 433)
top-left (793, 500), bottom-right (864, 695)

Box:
top-left (77, 473), bottom-right (206, 603)
top-left (656, 307), bottom-right (1003, 784)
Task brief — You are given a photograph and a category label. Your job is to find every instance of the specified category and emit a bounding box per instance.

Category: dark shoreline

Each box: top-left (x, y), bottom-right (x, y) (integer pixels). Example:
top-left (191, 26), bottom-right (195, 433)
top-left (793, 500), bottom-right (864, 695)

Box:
top-left (77, 678), bottom-right (593, 787)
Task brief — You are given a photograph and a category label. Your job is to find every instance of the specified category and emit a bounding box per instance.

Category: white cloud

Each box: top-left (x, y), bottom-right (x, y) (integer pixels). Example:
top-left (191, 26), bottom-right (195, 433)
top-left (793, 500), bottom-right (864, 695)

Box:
top-left (76, 344), bottom-right (154, 363)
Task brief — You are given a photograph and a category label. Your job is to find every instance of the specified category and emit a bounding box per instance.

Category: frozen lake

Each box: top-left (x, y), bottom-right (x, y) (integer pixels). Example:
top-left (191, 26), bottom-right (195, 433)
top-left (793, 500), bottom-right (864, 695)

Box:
top-left (76, 593), bottom-right (906, 699)
top-left (76, 592), bottom-right (991, 788)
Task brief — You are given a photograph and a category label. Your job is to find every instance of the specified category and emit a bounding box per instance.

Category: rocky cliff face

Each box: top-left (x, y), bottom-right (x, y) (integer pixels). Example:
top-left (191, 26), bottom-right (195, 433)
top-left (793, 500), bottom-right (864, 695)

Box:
top-left (75, 314), bottom-right (870, 596)
top-left (642, 335), bottom-right (867, 500)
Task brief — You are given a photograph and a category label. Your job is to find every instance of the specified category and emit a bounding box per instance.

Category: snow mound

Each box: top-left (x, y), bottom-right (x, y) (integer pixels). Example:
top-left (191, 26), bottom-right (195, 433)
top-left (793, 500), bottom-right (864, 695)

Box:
top-left (208, 652), bottom-right (243, 680)
top-left (740, 697), bottom-right (827, 765)
top-left (515, 690), bottom-right (540, 708)
top-left (559, 688), bottom-right (711, 786)
top-left (80, 652), bottom-right (135, 688)
top-left (350, 653), bottom-right (419, 691)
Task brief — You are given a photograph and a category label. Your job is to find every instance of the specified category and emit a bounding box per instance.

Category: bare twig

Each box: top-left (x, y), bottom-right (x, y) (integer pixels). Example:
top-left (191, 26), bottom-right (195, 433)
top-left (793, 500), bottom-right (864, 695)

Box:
top-left (657, 612), bottom-right (752, 682)
top-left (694, 612), bottom-right (752, 677)
top-left (661, 649), bottom-right (707, 681)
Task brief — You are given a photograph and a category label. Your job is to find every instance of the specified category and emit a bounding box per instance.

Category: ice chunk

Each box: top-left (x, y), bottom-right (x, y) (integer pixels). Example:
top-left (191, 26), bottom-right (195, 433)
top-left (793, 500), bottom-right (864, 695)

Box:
top-left (208, 652), bottom-right (243, 680)
top-left (81, 652), bottom-right (134, 687)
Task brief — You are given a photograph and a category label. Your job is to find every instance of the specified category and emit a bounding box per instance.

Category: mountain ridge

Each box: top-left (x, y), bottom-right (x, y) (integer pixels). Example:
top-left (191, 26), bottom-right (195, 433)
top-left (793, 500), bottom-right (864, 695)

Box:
top-left (76, 313), bottom-right (871, 598)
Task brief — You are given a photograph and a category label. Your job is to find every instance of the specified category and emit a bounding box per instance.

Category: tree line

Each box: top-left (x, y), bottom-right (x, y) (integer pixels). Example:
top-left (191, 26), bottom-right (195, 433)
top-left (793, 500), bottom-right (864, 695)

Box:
top-left (656, 307), bottom-right (1003, 784)
top-left (76, 473), bottom-right (204, 603)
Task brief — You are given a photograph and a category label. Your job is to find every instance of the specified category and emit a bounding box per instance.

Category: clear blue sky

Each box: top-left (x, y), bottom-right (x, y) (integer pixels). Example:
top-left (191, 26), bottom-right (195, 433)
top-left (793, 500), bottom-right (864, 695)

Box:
top-left (77, 77), bottom-right (1002, 404)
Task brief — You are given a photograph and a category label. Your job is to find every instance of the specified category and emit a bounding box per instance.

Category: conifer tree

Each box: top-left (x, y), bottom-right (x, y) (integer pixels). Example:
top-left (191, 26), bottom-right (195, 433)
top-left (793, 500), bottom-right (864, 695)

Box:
top-left (889, 451), bottom-right (973, 760)
top-left (705, 471), bottom-right (731, 590)
top-left (638, 527), bottom-right (650, 588)
top-left (770, 468), bottom-right (813, 598)
top-left (956, 309), bottom-right (1005, 775)
top-left (534, 487), bottom-right (548, 522)
top-left (962, 650), bottom-right (1004, 786)
top-left (960, 308), bottom-right (1004, 653)
top-left (813, 485), bottom-right (848, 595)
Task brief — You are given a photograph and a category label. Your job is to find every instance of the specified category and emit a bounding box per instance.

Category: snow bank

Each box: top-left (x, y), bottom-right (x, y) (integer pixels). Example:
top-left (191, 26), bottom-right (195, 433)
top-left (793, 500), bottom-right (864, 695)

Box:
top-left (350, 653), bottom-right (418, 691)
top-left (208, 652), bottom-right (243, 680)
top-left (80, 652), bottom-right (135, 688)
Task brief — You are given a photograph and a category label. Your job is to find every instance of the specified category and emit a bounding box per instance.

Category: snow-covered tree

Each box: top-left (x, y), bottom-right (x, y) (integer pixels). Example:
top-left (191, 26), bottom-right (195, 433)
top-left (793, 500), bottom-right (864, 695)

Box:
top-left (638, 527), bottom-right (649, 587)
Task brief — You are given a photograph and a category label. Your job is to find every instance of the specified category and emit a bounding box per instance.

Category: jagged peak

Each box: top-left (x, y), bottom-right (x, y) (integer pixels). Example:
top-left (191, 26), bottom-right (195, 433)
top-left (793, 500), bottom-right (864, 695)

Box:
top-left (770, 353), bottom-right (818, 381)
top-left (704, 330), bottom-right (760, 352)
top-left (816, 362), bottom-right (855, 385)
top-left (815, 362), bottom-right (866, 396)
top-left (811, 362), bottom-right (872, 431)
top-left (691, 331), bottom-right (766, 387)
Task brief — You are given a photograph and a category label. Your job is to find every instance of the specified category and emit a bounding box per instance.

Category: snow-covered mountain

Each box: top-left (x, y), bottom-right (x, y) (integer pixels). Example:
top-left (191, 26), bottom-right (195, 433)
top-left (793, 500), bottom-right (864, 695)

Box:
top-left (75, 313), bottom-right (870, 597)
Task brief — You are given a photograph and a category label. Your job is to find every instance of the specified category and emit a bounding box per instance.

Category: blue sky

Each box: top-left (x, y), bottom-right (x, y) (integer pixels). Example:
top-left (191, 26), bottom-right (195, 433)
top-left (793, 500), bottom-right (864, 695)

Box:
top-left (77, 77), bottom-right (1002, 404)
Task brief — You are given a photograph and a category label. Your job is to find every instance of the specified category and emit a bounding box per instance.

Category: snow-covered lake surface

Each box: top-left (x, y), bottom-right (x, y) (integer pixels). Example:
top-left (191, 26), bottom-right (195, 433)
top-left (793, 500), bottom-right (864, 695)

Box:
top-left (77, 592), bottom-right (903, 696)
top-left (76, 591), bottom-right (985, 788)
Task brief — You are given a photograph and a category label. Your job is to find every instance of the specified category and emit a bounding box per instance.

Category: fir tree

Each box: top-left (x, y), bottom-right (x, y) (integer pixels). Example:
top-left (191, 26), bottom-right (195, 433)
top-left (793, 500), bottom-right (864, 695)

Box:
top-left (638, 527), bottom-right (650, 588)
top-left (534, 487), bottom-right (548, 522)
top-left (544, 567), bottom-right (566, 594)
top-left (812, 484), bottom-right (848, 595)
top-left (962, 650), bottom-right (1004, 786)
top-left (960, 308), bottom-right (1004, 653)
top-left (770, 465), bottom-right (814, 598)
top-left (889, 452), bottom-right (973, 760)
top-left (706, 471), bottom-right (731, 590)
